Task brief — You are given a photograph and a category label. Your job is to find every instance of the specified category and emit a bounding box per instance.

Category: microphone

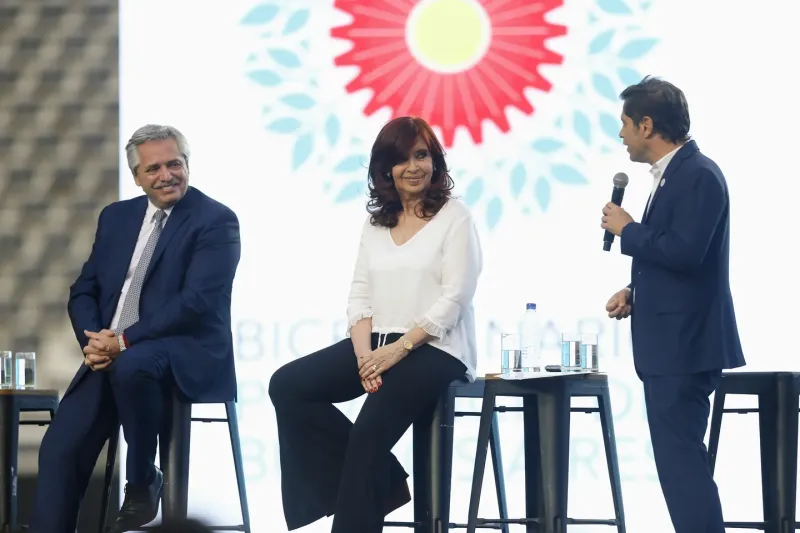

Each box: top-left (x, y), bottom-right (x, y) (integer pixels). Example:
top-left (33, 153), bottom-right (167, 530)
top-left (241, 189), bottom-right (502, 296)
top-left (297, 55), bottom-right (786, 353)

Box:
top-left (603, 172), bottom-right (629, 251)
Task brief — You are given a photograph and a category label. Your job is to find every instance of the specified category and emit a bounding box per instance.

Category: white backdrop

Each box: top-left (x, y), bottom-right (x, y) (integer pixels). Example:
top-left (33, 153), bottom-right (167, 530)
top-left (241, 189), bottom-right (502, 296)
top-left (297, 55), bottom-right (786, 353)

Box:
top-left (119, 0), bottom-right (800, 531)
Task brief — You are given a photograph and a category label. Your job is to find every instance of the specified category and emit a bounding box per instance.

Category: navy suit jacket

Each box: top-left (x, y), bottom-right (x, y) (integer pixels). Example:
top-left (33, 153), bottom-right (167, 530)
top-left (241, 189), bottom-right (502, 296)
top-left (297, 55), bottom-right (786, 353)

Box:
top-left (65, 186), bottom-right (241, 402)
top-left (621, 141), bottom-right (745, 376)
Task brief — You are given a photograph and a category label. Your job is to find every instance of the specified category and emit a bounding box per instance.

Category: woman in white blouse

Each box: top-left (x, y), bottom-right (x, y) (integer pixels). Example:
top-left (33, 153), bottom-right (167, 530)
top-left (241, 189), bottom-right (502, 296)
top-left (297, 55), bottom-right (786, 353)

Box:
top-left (269, 116), bottom-right (483, 533)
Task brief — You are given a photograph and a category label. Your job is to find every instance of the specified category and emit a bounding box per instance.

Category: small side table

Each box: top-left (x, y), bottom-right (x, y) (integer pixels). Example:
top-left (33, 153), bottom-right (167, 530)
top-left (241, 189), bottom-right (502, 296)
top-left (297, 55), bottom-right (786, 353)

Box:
top-left (0, 389), bottom-right (59, 532)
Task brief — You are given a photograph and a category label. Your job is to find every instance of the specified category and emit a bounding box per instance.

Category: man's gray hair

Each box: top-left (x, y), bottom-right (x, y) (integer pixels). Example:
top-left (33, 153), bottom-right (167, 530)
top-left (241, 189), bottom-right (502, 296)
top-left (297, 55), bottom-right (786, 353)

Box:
top-left (125, 124), bottom-right (191, 175)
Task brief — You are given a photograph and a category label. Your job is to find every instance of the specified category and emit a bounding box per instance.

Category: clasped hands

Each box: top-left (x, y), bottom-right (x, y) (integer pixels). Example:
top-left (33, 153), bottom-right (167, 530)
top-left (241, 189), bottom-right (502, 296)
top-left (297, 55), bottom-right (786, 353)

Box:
top-left (82, 329), bottom-right (121, 371)
top-left (356, 341), bottom-right (406, 394)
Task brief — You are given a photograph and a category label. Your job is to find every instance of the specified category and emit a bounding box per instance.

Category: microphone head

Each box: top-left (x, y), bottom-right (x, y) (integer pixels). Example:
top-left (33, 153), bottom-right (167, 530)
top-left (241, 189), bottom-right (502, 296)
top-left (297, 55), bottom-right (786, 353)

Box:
top-left (613, 172), bottom-right (629, 188)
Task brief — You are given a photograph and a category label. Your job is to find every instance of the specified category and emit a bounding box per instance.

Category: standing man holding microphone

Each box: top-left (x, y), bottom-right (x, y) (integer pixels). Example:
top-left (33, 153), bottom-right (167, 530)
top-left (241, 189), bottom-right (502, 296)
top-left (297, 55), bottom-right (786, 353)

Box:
top-left (600, 76), bottom-right (745, 533)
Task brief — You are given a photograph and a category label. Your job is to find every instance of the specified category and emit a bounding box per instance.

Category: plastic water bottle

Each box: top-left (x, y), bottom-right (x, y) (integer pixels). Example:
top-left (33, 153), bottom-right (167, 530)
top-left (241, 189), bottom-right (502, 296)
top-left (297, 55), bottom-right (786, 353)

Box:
top-left (519, 303), bottom-right (541, 373)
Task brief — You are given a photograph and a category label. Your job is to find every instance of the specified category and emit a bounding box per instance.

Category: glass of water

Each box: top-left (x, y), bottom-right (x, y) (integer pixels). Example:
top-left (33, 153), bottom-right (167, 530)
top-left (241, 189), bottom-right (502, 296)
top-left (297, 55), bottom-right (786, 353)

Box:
top-left (561, 333), bottom-right (581, 372)
top-left (0, 351), bottom-right (12, 389)
top-left (500, 333), bottom-right (522, 377)
top-left (581, 334), bottom-right (599, 372)
top-left (14, 352), bottom-right (36, 389)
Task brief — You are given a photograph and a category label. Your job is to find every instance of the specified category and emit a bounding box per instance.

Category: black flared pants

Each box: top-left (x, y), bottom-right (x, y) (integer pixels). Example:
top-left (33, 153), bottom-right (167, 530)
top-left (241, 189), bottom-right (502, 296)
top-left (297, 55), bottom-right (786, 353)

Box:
top-left (269, 333), bottom-right (466, 533)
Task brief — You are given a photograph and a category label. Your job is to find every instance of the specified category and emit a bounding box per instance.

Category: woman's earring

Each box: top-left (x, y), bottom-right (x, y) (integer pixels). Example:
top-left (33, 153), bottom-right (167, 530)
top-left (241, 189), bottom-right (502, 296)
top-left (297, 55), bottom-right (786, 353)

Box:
top-left (384, 172), bottom-right (393, 181)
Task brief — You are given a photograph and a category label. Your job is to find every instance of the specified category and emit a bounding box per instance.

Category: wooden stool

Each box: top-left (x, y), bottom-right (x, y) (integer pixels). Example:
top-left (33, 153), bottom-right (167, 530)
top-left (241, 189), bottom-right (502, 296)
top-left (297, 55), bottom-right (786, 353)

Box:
top-left (0, 389), bottom-right (59, 532)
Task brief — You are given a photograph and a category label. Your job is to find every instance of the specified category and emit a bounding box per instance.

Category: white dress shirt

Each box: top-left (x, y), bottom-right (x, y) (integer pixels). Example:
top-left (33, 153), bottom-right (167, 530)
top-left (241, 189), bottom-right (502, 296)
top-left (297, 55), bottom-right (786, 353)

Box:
top-left (346, 199), bottom-right (483, 381)
top-left (109, 200), bottom-right (172, 331)
top-left (645, 144), bottom-right (682, 215)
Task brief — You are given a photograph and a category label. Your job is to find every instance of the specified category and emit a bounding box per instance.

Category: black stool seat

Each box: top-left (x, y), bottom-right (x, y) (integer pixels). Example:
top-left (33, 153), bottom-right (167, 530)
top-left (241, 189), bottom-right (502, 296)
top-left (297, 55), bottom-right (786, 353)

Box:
top-left (0, 389), bottom-right (59, 531)
top-left (388, 378), bottom-right (509, 533)
top-left (707, 371), bottom-right (800, 533)
top-left (98, 393), bottom-right (251, 532)
top-left (466, 373), bottom-right (626, 533)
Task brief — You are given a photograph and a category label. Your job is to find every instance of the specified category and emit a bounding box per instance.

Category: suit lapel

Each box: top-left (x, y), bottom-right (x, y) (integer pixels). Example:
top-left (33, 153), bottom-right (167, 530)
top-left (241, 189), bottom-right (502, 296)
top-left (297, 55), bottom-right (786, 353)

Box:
top-left (642, 140), bottom-right (698, 223)
top-left (109, 197), bottom-right (147, 295)
top-left (143, 188), bottom-right (194, 284)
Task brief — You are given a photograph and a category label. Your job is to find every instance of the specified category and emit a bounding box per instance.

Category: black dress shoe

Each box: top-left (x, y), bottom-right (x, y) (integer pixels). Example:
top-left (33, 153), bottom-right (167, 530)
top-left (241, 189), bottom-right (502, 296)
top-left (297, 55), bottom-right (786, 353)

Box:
top-left (109, 468), bottom-right (164, 532)
top-left (384, 477), bottom-right (412, 515)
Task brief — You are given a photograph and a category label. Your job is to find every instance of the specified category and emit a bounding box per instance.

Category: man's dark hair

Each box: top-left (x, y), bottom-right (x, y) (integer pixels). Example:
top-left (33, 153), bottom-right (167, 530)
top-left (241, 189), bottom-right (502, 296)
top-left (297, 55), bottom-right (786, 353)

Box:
top-left (619, 76), bottom-right (690, 144)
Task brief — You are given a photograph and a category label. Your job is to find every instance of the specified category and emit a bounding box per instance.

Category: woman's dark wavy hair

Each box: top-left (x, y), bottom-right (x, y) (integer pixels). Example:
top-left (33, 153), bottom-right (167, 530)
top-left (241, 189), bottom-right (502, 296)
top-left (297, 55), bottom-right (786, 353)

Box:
top-left (366, 116), bottom-right (454, 228)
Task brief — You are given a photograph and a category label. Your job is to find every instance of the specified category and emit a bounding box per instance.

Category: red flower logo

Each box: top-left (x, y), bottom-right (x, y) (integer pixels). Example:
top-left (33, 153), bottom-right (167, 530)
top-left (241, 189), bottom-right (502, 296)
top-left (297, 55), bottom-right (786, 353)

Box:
top-left (332, 0), bottom-right (567, 147)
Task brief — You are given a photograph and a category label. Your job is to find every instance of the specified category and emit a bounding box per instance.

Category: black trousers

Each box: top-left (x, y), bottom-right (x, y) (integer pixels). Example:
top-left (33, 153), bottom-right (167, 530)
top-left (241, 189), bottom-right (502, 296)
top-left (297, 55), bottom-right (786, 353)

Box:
top-left (269, 333), bottom-right (467, 533)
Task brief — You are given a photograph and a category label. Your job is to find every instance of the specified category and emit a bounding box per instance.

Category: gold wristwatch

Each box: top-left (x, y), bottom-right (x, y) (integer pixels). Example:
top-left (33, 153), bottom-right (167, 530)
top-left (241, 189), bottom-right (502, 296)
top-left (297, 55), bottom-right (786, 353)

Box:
top-left (400, 337), bottom-right (413, 352)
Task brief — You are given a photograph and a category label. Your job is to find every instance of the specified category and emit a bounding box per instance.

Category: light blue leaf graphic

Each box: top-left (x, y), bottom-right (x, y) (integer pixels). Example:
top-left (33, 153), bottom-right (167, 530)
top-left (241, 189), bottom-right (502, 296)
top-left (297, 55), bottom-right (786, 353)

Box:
top-left (486, 197), bottom-right (503, 230)
top-left (334, 155), bottom-right (363, 173)
top-left (531, 138), bottom-right (565, 153)
top-left (592, 73), bottom-right (618, 102)
top-left (266, 118), bottom-right (301, 134)
top-left (463, 178), bottom-right (484, 206)
top-left (588, 30), bottom-right (615, 54)
top-left (335, 181), bottom-right (364, 203)
top-left (618, 67), bottom-right (642, 86)
top-left (283, 9), bottom-right (310, 35)
top-left (280, 93), bottom-right (316, 110)
top-left (599, 113), bottom-right (621, 141)
top-left (325, 115), bottom-right (341, 146)
top-left (551, 164), bottom-right (588, 185)
top-left (535, 177), bottom-right (551, 211)
top-left (573, 111), bottom-right (591, 144)
top-left (510, 164), bottom-right (526, 199)
top-left (248, 70), bottom-right (281, 86)
top-left (241, 4), bottom-right (279, 24)
top-left (618, 38), bottom-right (658, 59)
top-left (292, 133), bottom-right (314, 169)
top-left (597, 0), bottom-right (632, 14)
top-left (269, 49), bottom-right (302, 68)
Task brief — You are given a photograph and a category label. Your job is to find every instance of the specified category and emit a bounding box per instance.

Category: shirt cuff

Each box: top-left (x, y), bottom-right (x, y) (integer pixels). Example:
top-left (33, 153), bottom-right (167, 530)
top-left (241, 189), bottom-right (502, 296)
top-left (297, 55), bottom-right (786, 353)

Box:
top-left (118, 333), bottom-right (129, 351)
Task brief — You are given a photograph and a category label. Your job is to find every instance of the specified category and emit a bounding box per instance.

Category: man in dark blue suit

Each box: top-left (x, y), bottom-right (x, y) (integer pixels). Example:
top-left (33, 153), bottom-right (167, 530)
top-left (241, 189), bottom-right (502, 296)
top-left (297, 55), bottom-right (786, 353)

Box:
top-left (30, 125), bottom-right (241, 533)
top-left (601, 77), bottom-right (745, 533)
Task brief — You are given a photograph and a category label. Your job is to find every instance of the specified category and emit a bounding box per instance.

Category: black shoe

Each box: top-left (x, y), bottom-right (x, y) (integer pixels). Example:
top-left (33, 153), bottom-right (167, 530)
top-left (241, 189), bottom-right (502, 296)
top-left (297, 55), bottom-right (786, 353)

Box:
top-left (385, 477), bottom-right (412, 515)
top-left (109, 468), bottom-right (164, 532)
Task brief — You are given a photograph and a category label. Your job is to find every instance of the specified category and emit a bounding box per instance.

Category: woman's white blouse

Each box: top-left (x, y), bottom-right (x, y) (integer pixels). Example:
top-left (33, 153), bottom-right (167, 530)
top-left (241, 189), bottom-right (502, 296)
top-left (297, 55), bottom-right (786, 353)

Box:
top-left (346, 199), bottom-right (483, 381)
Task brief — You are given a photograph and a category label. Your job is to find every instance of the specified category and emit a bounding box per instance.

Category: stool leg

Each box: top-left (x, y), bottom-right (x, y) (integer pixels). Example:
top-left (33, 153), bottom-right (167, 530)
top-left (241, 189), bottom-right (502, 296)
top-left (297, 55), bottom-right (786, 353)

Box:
top-left (537, 389), bottom-right (570, 533)
top-left (466, 387), bottom-right (496, 533)
top-left (598, 387), bottom-right (626, 533)
top-left (758, 386), bottom-right (780, 533)
top-left (522, 396), bottom-right (543, 533)
top-left (0, 398), bottom-right (20, 530)
top-left (430, 388), bottom-right (456, 533)
top-left (707, 387), bottom-right (725, 475)
top-left (776, 376), bottom-right (798, 533)
top-left (160, 397), bottom-right (191, 521)
top-left (488, 412), bottom-right (509, 533)
top-left (98, 428), bottom-right (120, 533)
top-left (412, 406), bottom-right (434, 533)
top-left (225, 402), bottom-right (251, 533)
